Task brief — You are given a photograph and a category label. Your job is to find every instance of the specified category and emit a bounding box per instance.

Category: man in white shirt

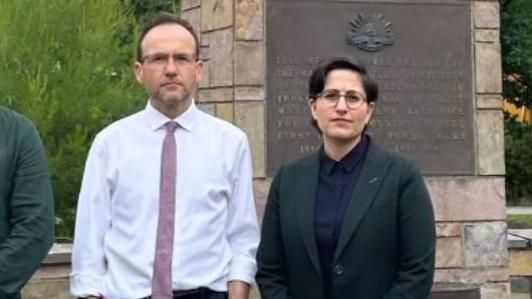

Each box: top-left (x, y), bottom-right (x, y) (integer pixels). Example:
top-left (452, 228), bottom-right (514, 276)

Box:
top-left (70, 12), bottom-right (260, 299)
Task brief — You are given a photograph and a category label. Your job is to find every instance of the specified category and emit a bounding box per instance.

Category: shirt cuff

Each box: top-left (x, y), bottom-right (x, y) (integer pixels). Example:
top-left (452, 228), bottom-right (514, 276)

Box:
top-left (70, 272), bottom-right (103, 297)
top-left (228, 259), bottom-right (257, 285)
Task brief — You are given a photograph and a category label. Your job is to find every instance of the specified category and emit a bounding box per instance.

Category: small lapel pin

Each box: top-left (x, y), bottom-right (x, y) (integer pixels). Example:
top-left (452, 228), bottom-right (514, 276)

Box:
top-left (369, 177), bottom-right (378, 184)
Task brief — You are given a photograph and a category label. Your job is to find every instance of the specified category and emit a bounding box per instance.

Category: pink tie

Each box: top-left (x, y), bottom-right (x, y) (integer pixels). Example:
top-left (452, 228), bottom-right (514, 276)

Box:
top-left (152, 121), bottom-right (178, 299)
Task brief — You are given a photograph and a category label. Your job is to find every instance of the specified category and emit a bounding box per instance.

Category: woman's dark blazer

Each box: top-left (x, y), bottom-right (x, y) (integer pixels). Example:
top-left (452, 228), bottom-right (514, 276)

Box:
top-left (256, 139), bottom-right (436, 299)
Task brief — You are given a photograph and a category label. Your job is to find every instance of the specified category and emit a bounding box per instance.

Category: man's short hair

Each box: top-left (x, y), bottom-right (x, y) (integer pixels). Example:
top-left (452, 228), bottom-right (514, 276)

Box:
top-left (307, 57), bottom-right (379, 132)
top-left (137, 12), bottom-right (200, 62)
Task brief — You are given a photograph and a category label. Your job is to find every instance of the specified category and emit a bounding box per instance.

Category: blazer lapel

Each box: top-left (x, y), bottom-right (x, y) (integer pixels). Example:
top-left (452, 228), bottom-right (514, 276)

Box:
top-left (295, 153), bottom-right (322, 276)
top-left (334, 142), bottom-right (391, 262)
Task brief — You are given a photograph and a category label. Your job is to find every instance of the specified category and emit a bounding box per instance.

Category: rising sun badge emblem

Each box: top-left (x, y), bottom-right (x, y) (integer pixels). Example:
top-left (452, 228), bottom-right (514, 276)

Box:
top-left (346, 13), bottom-right (395, 52)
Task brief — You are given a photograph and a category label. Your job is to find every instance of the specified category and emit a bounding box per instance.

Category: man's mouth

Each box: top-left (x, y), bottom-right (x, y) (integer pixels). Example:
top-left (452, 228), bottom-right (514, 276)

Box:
top-left (162, 82), bottom-right (180, 87)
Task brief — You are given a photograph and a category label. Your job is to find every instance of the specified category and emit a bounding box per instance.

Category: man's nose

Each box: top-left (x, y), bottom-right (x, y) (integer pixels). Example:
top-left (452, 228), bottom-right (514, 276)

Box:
top-left (163, 58), bottom-right (178, 75)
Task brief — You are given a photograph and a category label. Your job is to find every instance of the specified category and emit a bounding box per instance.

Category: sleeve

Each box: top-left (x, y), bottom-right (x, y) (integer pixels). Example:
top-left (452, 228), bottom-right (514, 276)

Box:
top-left (383, 160), bottom-right (436, 299)
top-left (0, 121), bottom-right (55, 296)
top-left (69, 134), bottom-right (112, 297)
top-left (255, 166), bottom-right (293, 299)
top-left (225, 135), bottom-right (260, 284)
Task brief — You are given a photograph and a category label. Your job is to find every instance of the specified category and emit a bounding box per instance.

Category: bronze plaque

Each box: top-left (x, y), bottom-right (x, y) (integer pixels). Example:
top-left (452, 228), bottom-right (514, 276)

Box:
top-left (267, 0), bottom-right (474, 175)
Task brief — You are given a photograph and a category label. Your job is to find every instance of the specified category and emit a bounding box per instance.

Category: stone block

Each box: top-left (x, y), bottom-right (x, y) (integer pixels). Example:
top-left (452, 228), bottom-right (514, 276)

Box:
top-left (511, 277), bottom-right (531, 294)
top-left (435, 268), bottom-right (509, 283)
top-left (200, 47), bottom-right (210, 61)
top-left (477, 94), bottom-right (503, 109)
top-left (235, 41), bottom-right (265, 85)
top-left (480, 282), bottom-right (511, 299)
top-left (464, 222), bottom-right (508, 267)
top-left (197, 102), bottom-right (215, 116)
top-left (436, 223), bottom-right (462, 237)
top-left (201, 0), bottom-right (233, 31)
top-left (235, 87), bottom-right (266, 101)
top-left (209, 29), bottom-right (233, 87)
top-left (22, 279), bottom-right (72, 299)
top-left (253, 178), bottom-right (272, 223)
top-left (31, 264), bottom-right (70, 280)
top-left (477, 110), bottom-right (505, 175)
top-left (427, 177), bottom-right (506, 221)
top-left (508, 234), bottom-right (530, 249)
top-left (511, 294), bottom-right (531, 299)
top-left (510, 250), bottom-right (532, 276)
top-left (474, 1), bottom-right (500, 29)
top-left (475, 29), bottom-right (500, 43)
top-left (235, 0), bottom-right (264, 40)
top-left (198, 87), bottom-right (233, 102)
top-left (436, 237), bottom-right (463, 268)
top-left (199, 60), bottom-right (210, 89)
top-left (235, 102), bottom-right (266, 177)
top-left (181, 8), bottom-right (200, 41)
top-left (476, 43), bottom-right (502, 93)
top-left (43, 243), bottom-right (72, 265)
top-left (510, 229), bottom-right (532, 240)
top-left (201, 32), bottom-right (210, 47)
top-left (182, 0), bottom-right (201, 11)
top-left (216, 102), bottom-right (234, 123)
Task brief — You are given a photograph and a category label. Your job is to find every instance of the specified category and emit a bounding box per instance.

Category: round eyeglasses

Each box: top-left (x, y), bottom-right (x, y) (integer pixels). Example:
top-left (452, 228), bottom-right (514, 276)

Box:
top-left (315, 89), bottom-right (367, 109)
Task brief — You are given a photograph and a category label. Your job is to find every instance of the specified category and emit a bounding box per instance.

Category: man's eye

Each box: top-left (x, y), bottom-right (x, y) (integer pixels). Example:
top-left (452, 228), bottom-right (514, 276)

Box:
top-left (152, 55), bottom-right (167, 62)
top-left (174, 55), bottom-right (189, 61)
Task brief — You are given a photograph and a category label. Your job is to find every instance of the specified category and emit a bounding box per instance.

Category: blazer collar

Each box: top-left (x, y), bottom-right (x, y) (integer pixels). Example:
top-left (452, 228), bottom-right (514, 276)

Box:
top-left (294, 152), bottom-right (322, 276)
top-left (294, 137), bottom-right (392, 275)
top-left (334, 138), bottom-right (392, 262)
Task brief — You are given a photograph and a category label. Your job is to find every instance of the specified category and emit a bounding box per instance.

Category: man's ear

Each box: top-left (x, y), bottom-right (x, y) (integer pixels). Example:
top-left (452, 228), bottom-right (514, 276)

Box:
top-left (133, 61), bottom-right (144, 84)
top-left (195, 59), bottom-right (204, 83)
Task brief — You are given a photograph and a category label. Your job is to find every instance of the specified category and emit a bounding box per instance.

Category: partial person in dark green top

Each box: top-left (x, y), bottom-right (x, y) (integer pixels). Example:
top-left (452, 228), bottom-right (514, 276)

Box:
top-left (0, 106), bottom-right (55, 299)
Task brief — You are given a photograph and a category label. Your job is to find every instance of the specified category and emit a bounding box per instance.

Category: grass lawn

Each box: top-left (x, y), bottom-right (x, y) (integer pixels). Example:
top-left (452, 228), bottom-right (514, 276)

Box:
top-left (507, 214), bottom-right (532, 229)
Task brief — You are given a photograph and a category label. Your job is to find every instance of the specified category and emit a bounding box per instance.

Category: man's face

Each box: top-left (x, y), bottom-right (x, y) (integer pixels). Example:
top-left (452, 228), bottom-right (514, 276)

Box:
top-left (134, 24), bottom-right (203, 118)
top-left (309, 69), bottom-right (375, 145)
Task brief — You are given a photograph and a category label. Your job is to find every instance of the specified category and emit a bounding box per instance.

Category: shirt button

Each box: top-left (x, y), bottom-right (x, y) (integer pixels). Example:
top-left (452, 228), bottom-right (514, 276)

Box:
top-left (334, 264), bottom-right (344, 276)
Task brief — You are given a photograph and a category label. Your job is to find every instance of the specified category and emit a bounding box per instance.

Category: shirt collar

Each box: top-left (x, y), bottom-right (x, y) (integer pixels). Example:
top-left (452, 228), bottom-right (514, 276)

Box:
top-left (320, 135), bottom-right (369, 174)
top-left (143, 100), bottom-right (197, 132)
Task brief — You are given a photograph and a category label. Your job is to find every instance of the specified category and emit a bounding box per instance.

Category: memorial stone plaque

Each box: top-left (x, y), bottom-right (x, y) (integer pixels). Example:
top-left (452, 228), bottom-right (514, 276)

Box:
top-left (267, 0), bottom-right (474, 176)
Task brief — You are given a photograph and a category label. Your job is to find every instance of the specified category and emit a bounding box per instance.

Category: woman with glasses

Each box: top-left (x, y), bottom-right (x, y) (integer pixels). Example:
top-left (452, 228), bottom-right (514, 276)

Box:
top-left (256, 58), bottom-right (436, 299)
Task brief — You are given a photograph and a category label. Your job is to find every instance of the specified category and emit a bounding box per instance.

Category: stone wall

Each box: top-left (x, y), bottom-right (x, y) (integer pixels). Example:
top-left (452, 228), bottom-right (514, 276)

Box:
top-left (182, 0), bottom-right (266, 180)
top-left (186, 0), bottom-right (508, 298)
top-left (22, 244), bottom-right (72, 299)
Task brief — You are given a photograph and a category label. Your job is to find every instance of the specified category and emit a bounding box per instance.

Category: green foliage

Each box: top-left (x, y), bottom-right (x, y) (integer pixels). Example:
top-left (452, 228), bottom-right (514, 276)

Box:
top-left (501, 0), bottom-right (532, 108)
top-left (505, 113), bottom-right (532, 206)
top-left (123, 0), bottom-right (180, 21)
top-left (0, 0), bottom-right (146, 239)
top-left (118, 0), bottom-right (181, 47)
top-left (507, 214), bottom-right (532, 229)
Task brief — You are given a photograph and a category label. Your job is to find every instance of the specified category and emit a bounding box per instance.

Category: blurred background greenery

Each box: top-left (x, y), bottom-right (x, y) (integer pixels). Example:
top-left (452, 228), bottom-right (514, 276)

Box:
top-left (0, 0), bottom-right (179, 240)
top-left (501, 0), bottom-right (532, 207)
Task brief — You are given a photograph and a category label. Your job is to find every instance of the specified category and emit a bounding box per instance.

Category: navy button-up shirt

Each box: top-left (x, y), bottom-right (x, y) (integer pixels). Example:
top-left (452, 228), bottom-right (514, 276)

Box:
top-left (315, 135), bottom-right (369, 299)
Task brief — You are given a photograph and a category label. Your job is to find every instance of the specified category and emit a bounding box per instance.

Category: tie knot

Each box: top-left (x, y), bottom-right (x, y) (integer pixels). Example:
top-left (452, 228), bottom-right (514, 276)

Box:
top-left (165, 121), bottom-right (178, 133)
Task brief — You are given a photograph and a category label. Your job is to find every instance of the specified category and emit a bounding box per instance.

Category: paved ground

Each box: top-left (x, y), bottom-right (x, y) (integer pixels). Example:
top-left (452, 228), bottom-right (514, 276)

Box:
top-left (508, 206), bottom-right (532, 215)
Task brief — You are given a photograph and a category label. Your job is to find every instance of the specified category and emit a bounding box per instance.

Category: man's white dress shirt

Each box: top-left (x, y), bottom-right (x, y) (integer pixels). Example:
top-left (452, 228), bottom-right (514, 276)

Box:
top-left (70, 102), bottom-right (260, 299)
